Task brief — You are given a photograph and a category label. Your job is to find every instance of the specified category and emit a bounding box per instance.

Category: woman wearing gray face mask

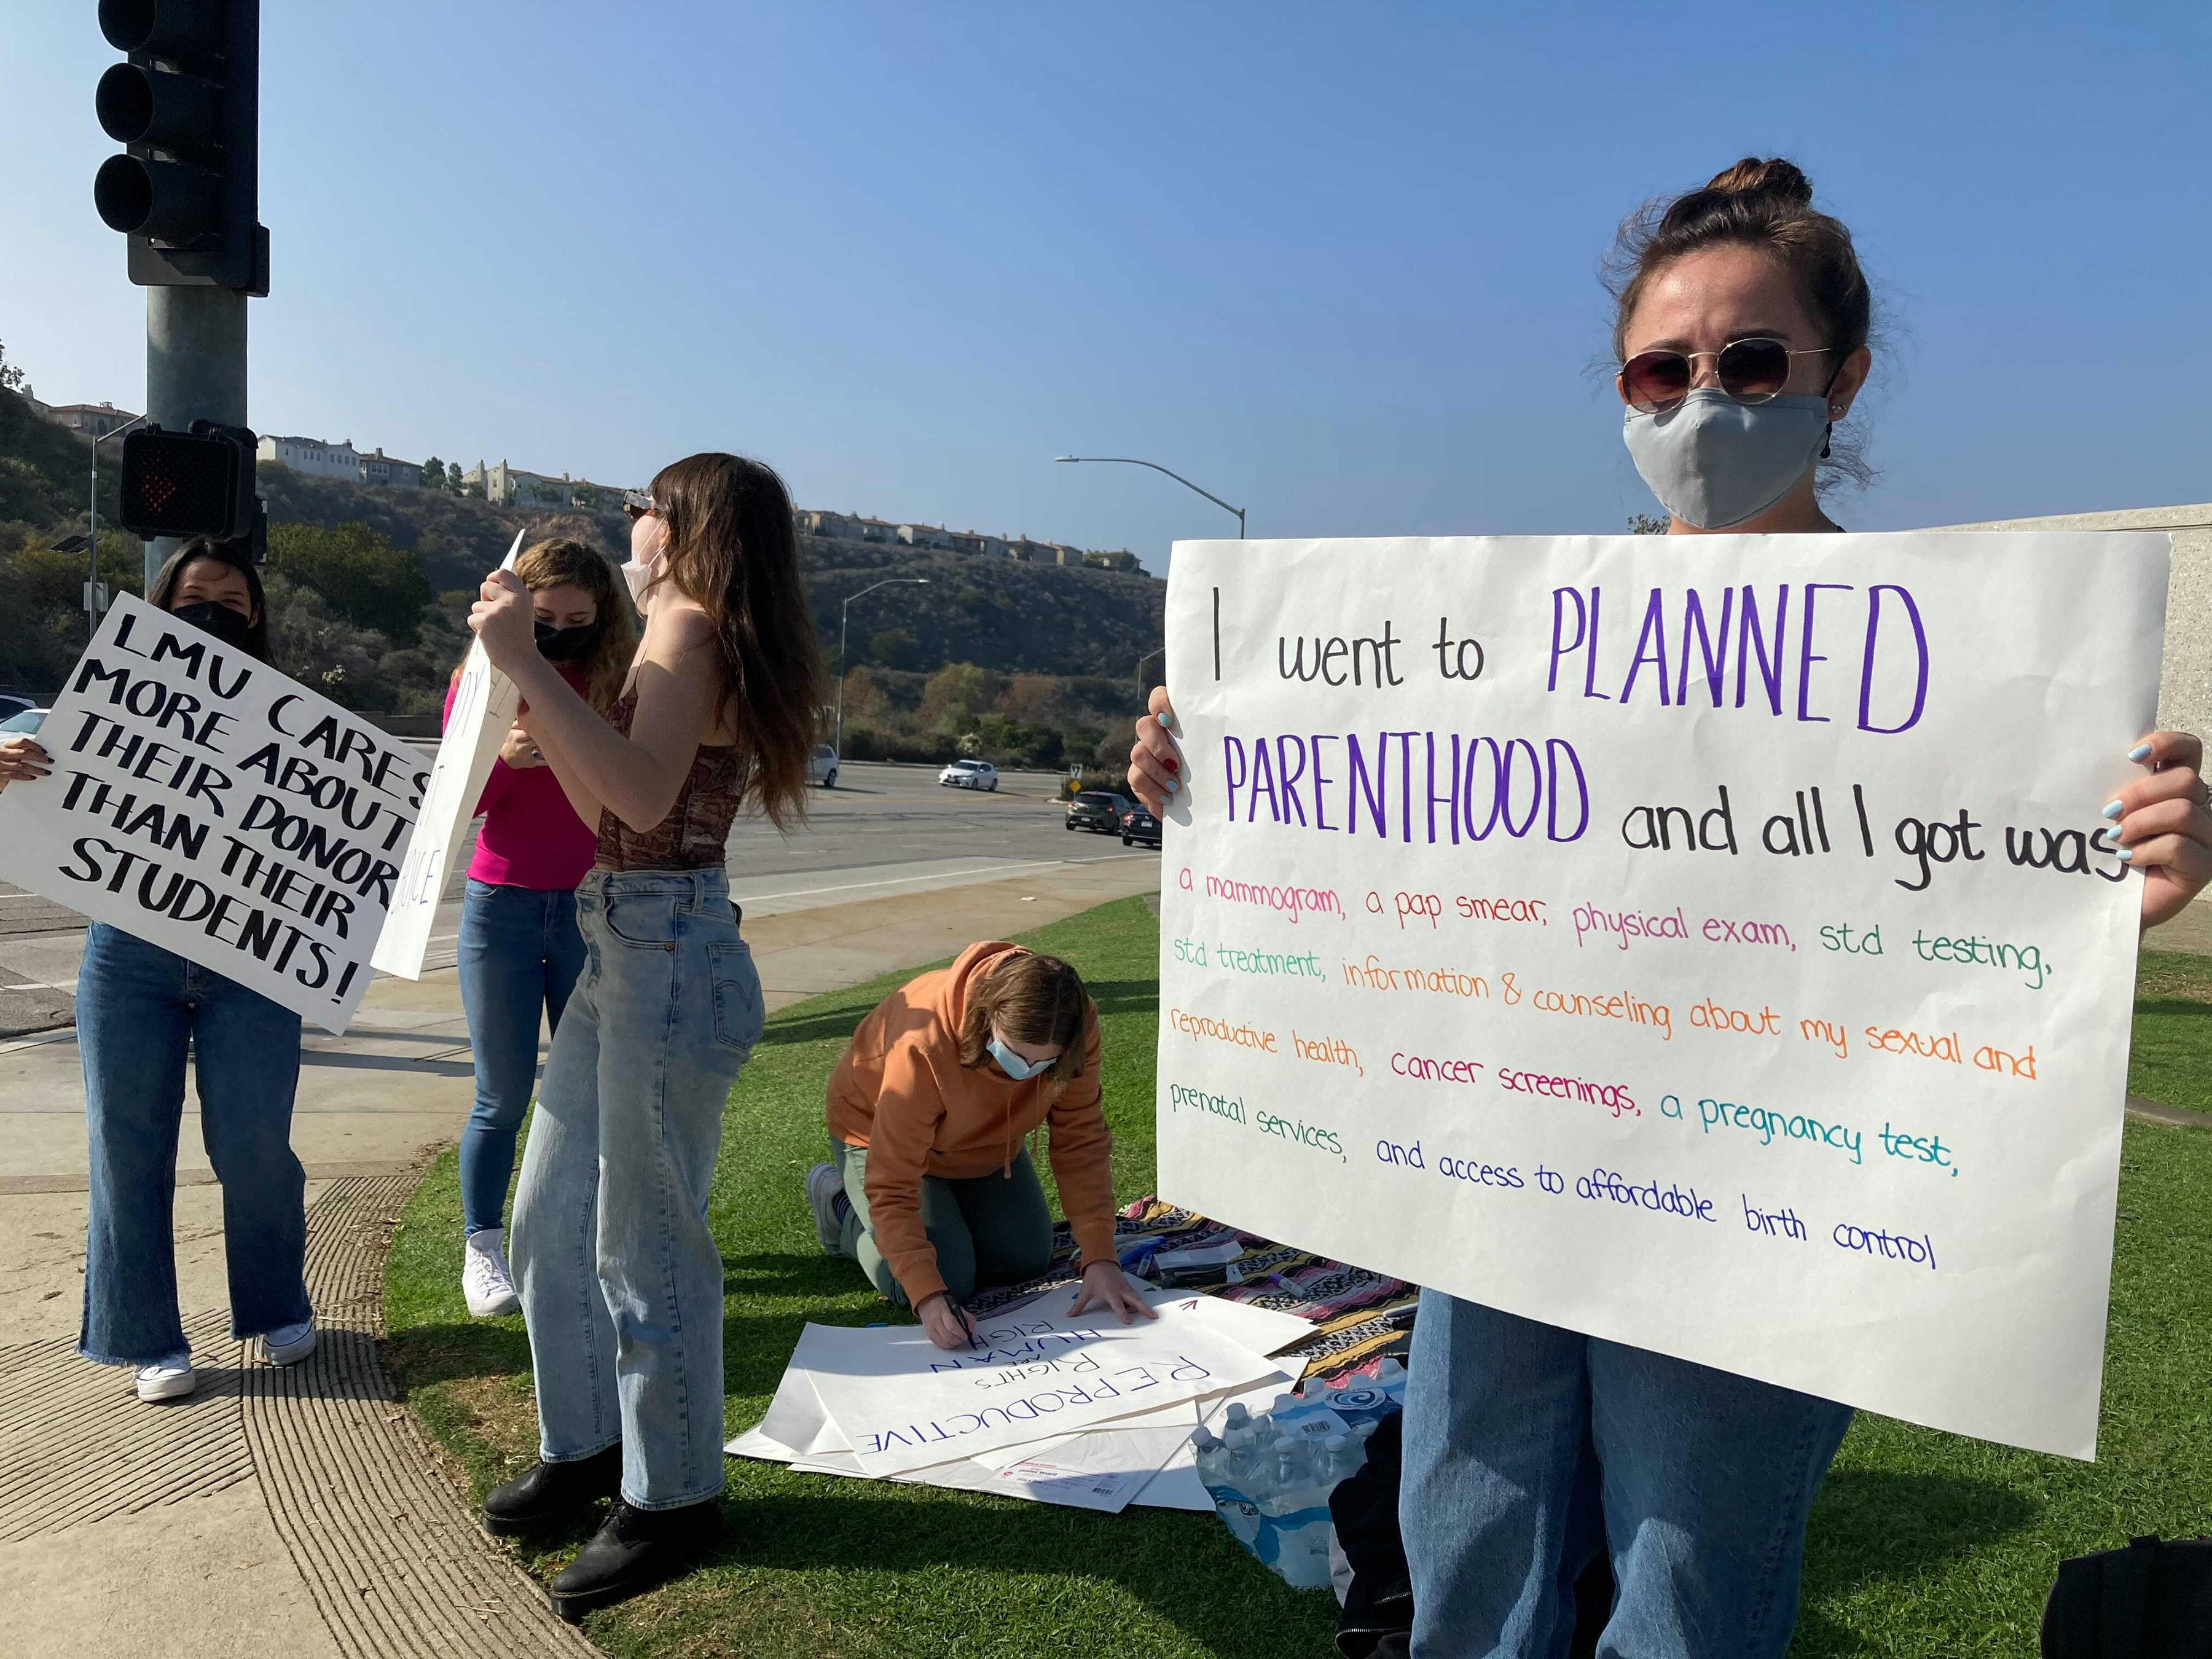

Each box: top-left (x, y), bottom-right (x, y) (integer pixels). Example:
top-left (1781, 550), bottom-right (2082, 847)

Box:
top-left (1125, 157), bottom-right (2212, 1659)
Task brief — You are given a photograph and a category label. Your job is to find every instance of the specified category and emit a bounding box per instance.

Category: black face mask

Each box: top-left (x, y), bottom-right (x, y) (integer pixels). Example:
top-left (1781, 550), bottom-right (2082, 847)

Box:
top-left (535, 619), bottom-right (603, 662)
top-left (172, 600), bottom-right (254, 651)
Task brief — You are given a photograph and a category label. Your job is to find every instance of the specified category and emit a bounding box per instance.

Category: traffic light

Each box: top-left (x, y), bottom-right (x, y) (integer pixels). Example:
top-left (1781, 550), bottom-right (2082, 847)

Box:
top-left (117, 422), bottom-right (257, 539)
top-left (94, 0), bottom-right (269, 294)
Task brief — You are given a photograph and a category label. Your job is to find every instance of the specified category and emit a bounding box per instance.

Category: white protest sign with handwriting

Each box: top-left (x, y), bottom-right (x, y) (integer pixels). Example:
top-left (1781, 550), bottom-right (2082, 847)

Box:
top-left (0, 595), bottom-right (427, 1033)
top-left (1156, 532), bottom-right (2168, 1459)
top-left (372, 530), bottom-right (524, 978)
top-left (791, 1295), bottom-right (1282, 1476)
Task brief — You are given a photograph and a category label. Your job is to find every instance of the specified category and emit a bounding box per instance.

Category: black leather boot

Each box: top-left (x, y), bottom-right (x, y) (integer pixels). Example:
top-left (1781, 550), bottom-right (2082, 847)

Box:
top-left (547, 1496), bottom-right (723, 1623)
top-left (480, 1443), bottom-right (623, 1537)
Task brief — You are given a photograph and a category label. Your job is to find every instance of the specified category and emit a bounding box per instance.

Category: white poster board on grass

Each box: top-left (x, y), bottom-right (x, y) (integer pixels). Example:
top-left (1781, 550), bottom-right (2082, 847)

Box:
top-left (371, 530), bottom-right (524, 978)
top-left (1155, 531), bottom-right (2168, 1459)
top-left (0, 594), bottom-right (428, 1033)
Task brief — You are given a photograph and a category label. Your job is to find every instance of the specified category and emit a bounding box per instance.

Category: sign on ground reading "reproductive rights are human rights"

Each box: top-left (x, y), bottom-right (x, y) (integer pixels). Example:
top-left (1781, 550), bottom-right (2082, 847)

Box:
top-left (1154, 531), bottom-right (2168, 1459)
top-left (0, 595), bottom-right (426, 1032)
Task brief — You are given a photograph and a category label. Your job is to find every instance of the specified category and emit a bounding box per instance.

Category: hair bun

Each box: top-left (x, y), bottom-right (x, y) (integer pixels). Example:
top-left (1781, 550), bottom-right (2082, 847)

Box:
top-left (1704, 156), bottom-right (1813, 204)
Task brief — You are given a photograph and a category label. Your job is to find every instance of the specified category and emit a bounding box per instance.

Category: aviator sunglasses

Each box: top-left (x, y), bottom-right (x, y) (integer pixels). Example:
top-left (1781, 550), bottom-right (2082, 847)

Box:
top-left (1618, 337), bottom-right (1833, 415)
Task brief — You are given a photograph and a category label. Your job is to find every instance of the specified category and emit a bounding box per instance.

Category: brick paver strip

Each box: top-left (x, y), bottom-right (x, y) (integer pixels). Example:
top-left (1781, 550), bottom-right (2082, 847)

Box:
top-left (0, 1175), bottom-right (600, 1657)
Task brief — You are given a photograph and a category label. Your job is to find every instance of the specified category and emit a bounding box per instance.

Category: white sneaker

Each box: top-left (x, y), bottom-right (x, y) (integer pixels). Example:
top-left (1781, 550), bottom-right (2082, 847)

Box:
top-left (135, 1351), bottom-right (195, 1402)
top-left (806, 1163), bottom-right (849, 1257)
top-left (261, 1317), bottom-right (316, 1366)
top-left (463, 1228), bottom-right (522, 1317)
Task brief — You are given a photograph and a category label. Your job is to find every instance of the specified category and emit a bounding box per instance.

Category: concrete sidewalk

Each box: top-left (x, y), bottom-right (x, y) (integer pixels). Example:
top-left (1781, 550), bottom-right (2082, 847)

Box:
top-left (0, 858), bottom-right (1159, 1659)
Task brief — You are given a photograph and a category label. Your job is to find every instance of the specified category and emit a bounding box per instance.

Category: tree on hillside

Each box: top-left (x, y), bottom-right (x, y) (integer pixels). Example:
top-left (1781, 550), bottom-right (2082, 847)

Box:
top-left (920, 662), bottom-right (999, 728)
top-left (841, 667), bottom-right (892, 722)
top-left (421, 455), bottom-right (445, 490)
top-left (1628, 512), bottom-right (1668, 534)
top-left (998, 672), bottom-right (1064, 727)
top-left (266, 520), bottom-right (434, 644)
top-left (868, 626), bottom-right (922, 670)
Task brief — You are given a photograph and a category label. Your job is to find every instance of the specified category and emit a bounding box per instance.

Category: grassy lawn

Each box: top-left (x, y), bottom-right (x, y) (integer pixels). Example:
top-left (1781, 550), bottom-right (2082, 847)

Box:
top-left (384, 906), bottom-right (2212, 1657)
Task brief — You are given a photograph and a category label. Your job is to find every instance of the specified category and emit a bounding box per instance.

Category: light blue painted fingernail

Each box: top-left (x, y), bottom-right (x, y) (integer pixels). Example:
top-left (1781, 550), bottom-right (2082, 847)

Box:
top-left (2101, 800), bottom-right (2124, 819)
top-left (1162, 713), bottom-right (1178, 735)
top-left (2116, 847), bottom-right (2134, 862)
top-left (2128, 743), bottom-right (2153, 762)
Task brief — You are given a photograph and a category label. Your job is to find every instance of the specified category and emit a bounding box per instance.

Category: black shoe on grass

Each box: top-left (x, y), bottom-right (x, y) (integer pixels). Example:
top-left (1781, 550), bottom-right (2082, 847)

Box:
top-left (480, 1443), bottom-right (622, 1537)
top-left (548, 1496), bottom-right (723, 1623)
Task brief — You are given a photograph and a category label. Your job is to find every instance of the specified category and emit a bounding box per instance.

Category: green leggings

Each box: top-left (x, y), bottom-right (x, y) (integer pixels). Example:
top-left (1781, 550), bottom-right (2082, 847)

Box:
top-left (834, 1140), bottom-right (1054, 1309)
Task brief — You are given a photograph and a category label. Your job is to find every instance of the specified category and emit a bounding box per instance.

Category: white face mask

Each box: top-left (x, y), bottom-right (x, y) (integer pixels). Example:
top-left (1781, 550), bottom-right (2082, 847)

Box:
top-left (621, 551), bottom-right (660, 610)
top-left (987, 1033), bottom-right (1056, 1081)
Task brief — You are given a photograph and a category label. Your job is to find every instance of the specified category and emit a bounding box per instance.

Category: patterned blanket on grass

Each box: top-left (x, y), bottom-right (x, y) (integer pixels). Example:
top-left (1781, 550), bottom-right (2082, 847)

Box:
top-left (964, 1196), bottom-right (1419, 1380)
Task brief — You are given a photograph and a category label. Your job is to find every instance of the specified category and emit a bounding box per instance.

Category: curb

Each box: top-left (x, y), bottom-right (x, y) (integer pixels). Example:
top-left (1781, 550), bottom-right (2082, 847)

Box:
top-left (0, 1176), bottom-right (601, 1658)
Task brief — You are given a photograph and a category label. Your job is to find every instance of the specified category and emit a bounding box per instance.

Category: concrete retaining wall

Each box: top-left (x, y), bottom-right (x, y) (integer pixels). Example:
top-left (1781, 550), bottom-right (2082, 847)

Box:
top-left (1935, 503), bottom-right (2211, 742)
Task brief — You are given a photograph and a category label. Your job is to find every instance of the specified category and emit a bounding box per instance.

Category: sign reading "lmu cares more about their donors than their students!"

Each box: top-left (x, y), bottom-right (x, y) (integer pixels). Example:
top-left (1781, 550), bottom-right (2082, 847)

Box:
top-left (0, 594), bottom-right (426, 1032)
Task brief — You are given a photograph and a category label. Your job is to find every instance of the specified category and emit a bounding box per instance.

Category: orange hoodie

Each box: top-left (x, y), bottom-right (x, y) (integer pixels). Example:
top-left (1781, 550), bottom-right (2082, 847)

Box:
top-left (825, 941), bottom-right (1116, 1308)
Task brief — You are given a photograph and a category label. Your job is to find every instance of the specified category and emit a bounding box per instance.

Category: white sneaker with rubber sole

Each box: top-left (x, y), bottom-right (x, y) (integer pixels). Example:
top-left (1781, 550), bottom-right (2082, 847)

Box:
top-left (463, 1227), bottom-right (523, 1317)
top-left (261, 1317), bottom-right (316, 1366)
top-left (135, 1352), bottom-right (195, 1402)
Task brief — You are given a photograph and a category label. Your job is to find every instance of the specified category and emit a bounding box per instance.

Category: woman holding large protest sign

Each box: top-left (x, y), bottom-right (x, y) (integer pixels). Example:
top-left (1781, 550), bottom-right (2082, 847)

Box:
top-left (806, 943), bottom-right (1156, 1349)
top-left (443, 538), bottom-right (633, 1320)
top-left (463, 452), bottom-right (819, 1620)
top-left (0, 538), bottom-right (319, 1404)
top-left (1125, 159), bottom-right (2212, 1658)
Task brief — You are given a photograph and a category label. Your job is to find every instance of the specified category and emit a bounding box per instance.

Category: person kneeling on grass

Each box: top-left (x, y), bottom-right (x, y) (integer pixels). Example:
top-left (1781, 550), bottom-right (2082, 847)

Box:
top-left (806, 943), bottom-right (1155, 1345)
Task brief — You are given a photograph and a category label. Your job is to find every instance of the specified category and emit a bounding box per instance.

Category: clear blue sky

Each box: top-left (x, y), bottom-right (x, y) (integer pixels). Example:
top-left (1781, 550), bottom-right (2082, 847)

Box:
top-left (7, 2), bottom-right (2208, 571)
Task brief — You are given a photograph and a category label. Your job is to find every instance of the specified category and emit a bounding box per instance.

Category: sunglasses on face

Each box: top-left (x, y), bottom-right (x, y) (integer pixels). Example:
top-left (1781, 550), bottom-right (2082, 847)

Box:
top-left (1618, 337), bottom-right (1833, 415)
top-left (622, 490), bottom-right (663, 521)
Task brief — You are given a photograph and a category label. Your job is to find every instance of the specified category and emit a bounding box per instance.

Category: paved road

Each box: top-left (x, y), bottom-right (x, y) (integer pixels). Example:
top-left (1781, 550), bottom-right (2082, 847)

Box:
top-left (0, 759), bottom-right (1154, 1037)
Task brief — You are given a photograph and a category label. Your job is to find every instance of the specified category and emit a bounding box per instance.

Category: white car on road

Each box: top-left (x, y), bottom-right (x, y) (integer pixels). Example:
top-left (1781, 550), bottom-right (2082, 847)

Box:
top-left (938, 758), bottom-right (999, 791)
top-left (808, 743), bottom-right (839, 788)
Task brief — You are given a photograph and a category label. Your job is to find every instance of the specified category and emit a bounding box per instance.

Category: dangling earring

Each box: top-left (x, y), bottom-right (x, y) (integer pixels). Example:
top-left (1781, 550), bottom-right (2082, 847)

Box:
top-left (1821, 424), bottom-right (1832, 460)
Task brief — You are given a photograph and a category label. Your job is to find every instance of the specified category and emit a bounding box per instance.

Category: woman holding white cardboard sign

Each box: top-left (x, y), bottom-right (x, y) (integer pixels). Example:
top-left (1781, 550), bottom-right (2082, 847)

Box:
top-left (0, 538), bottom-right (320, 1404)
top-left (807, 943), bottom-right (1156, 1349)
top-left (1126, 159), bottom-right (2212, 1659)
top-left (443, 538), bottom-right (633, 1321)
top-left (463, 453), bottom-right (817, 1622)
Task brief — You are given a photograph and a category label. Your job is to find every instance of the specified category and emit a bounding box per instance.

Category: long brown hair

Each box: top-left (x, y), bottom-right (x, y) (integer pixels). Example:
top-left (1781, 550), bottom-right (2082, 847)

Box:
top-left (649, 452), bottom-right (825, 831)
top-left (148, 536), bottom-right (273, 662)
top-left (957, 951), bottom-right (1094, 1086)
top-left (1604, 157), bottom-right (1878, 490)
top-left (512, 538), bottom-right (632, 714)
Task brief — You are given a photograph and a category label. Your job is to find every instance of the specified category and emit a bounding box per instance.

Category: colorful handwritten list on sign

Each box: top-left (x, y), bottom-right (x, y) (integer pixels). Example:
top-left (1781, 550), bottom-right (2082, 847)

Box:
top-left (0, 595), bottom-right (426, 1033)
top-left (1155, 531), bottom-right (2169, 1459)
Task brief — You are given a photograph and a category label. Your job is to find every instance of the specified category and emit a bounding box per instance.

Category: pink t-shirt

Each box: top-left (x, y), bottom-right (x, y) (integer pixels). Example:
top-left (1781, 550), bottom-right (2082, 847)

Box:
top-left (442, 664), bottom-right (597, 891)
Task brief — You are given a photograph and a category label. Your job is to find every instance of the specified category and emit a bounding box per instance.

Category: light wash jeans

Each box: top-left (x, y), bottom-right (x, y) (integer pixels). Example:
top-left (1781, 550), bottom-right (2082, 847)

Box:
top-left (455, 879), bottom-right (584, 1235)
top-left (76, 923), bottom-right (310, 1364)
top-left (1401, 1291), bottom-right (1852, 1658)
top-left (509, 868), bottom-right (763, 1509)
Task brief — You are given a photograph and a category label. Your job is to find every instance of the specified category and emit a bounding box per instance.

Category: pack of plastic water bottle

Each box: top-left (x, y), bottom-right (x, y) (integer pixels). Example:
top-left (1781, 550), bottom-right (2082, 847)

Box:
top-left (1190, 1359), bottom-right (1406, 1590)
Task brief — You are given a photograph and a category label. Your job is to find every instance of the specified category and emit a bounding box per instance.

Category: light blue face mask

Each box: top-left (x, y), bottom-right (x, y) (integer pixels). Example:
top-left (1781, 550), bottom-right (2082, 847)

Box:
top-left (987, 1035), bottom-right (1056, 1081)
top-left (1622, 388), bottom-right (1832, 530)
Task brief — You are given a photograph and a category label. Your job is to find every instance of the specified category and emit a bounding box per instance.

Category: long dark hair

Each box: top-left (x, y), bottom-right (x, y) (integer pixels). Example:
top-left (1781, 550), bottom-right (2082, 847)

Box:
top-left (147, 535), bottom-right (274, 662)
top-left (649, 452), bottom-right (825, 831)
top-left (1604, 157), bottom-right (1879, 491)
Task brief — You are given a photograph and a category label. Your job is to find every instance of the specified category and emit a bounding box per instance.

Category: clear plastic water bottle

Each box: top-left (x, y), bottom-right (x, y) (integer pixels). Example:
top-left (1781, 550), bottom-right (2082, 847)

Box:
top-left (1320, 1433), bottom-right (1352, 1484)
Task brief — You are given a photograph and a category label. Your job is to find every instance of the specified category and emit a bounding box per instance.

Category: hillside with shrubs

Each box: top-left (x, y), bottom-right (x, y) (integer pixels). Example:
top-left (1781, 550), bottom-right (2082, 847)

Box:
top-left (0, 387), bottom-right (1157, 771)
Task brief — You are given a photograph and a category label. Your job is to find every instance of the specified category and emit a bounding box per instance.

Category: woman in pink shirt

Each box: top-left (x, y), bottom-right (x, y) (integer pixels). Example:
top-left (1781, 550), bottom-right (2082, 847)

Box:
top-left (445, 539), bottom-right (635, 1316)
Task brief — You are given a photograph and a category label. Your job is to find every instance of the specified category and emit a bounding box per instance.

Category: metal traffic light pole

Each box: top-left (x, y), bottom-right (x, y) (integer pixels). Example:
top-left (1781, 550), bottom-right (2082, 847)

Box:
top-left (144, 288), bottom-right (248, 587)
top-left (93, 0), bottom-right (267, 586)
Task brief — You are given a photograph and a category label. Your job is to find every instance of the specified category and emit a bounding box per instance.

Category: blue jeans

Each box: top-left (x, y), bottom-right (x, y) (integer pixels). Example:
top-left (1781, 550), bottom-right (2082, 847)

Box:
top-left (509, 868), bottom-right (764, 1508)
top-left (76, 923), bottom-right (310, 1365)
top-left (1401, 1292), bottom-right (1853, 1658)
top-left (456, 879), bottom-right (584, 1236)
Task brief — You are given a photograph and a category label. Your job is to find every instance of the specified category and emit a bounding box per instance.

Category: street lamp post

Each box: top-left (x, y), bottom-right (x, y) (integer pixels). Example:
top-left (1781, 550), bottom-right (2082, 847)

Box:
top-left (837, 577), bottom-right (930, 758)
top-left (1054, 455), bottom-right (1245, 538)
top-left (88, 412), bottom-right (151, 626)
top-left (1135, 645), bottom-right (1166, 698)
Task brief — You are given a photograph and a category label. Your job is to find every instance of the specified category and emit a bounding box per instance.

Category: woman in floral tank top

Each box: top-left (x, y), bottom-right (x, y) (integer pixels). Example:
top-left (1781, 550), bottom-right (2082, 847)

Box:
top-left (465, 453), bottom-right (824, 1620)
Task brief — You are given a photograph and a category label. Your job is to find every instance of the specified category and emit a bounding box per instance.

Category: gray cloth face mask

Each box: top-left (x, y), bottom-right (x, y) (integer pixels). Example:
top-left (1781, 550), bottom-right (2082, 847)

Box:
top-left (1621, 388), bottom-right (1830, 530)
